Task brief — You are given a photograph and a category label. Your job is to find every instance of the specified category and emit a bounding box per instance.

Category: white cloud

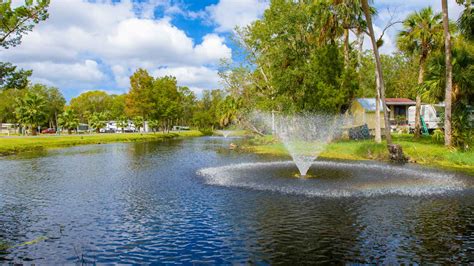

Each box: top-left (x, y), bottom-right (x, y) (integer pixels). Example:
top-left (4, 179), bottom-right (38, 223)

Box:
top-left (206, 0), bottom-right (269, 32)
top-left (152, 66), bottom-right (221, 91)
top-left (1, 0), bottom-right (232, 97)
top-left (19, 60), bottom-right (105, 89)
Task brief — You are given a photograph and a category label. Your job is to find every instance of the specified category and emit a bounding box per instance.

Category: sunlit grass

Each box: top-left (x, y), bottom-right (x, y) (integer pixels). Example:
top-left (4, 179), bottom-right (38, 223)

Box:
top-left (0, 130), bottom-right (203, 156)
top-left (244, 134), bottom-right (474, 176)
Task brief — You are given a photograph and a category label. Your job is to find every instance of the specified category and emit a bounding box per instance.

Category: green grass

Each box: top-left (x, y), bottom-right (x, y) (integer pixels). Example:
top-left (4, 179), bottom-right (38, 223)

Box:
top-left (0, 130), bottom-right (203, 156)
top-left (243, 134), bottom-right (474, 176)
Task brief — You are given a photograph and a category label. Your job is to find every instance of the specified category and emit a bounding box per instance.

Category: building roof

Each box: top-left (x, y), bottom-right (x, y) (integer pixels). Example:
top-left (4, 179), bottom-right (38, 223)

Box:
top-left (356, 98), bottom-right (387, 112)
top-left (385, 98), bottom-right (415, 105)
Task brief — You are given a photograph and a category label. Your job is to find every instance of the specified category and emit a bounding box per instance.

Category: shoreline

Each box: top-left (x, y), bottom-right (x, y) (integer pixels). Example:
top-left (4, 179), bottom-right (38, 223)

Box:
top-left (240, 135), bottom-right (474, 176)
top-left (0, 131), bottom-right (204, 156)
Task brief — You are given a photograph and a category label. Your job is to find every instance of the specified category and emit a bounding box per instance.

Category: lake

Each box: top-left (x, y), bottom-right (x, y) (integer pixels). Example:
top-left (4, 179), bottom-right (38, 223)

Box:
top-left (0, 137), bottom-right (473, 264)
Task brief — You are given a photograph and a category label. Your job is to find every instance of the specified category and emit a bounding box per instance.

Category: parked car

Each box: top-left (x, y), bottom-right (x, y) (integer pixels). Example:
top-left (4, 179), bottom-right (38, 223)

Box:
top-left (41, 128), bottom-right (56, 134)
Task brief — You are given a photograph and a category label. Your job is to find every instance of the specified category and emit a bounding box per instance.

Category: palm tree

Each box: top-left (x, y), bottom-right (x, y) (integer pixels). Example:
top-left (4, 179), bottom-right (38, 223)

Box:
top-left (15, 92), bottom-right (47, 135)
top-left (442, 0), bottom-right (453, 147)
top-left (333, 0), bottom-right (364, 67)
top-left (361, 0), bottom-right (392, 145)
top-left (89, 112), bottom-right (106, 133)
top-left (397, 7), bottom-right (443, 138)
top-left (58, 109), bottom-right (79, 134)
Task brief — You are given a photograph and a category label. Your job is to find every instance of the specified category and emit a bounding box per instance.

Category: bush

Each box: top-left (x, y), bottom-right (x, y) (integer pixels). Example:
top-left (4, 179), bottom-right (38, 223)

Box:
top-left (432, 129), bottom-right (444, 144)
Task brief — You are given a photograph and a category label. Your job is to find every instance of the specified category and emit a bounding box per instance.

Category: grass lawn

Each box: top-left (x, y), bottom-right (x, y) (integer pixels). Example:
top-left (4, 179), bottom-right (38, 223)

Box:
top-left (0, 130), bottom-right (204, 156)
top-left (243, 134), bottom-right (474, 176)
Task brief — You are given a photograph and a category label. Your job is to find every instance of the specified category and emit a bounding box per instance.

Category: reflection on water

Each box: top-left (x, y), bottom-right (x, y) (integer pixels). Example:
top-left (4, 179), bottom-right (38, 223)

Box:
top-left (0, 137), bottom-right (473, 264)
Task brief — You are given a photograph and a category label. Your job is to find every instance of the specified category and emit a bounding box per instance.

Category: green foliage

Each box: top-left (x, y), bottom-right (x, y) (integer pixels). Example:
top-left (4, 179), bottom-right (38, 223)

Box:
top-left (132, 116), bottom-right (144, 132)
top-left (0, 62), bottom-right (32, 90)
top-left (0, 0), bottom-right (50, 48)
top-left (456, 0), bottom-right (474, 41)
top-left (241, 0), bottom-right (359, 114)
top-left (147, 120), bottom-right (160, 133)
top-left (116, 115), bottom-right (128, 133)
top-left (425, 38), bottom-right (474, 148)
top-left (29, 83), bottom-right (65, 127)
top-left (15, 91), bottom-right (47, 135)
top-left (88, 112), bottom-right (107, 133)
top-left (70, 91), bottom-right (113, 122)
top-left (0, 88), bottom-right (25, 123)
top-left (57, 109), bottom-right (79, 134)
top-left (397, 7), bottom-right (444, 60)
top-left (432, 128), bottom-right (444, 144)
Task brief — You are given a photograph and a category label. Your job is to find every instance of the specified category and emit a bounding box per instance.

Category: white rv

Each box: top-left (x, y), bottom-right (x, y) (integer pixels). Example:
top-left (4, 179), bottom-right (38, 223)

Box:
top-left (408, 105), bottom-right (442, 132)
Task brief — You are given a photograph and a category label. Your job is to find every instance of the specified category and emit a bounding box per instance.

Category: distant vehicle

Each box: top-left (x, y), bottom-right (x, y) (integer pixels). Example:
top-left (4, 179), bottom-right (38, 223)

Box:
top-left (408, 105), bottom-right (442, 133)
top-left (100, 128), bottom-right (116, 133)
top-left (41, 128), bottom-right (56, 134)
top-left (172, 126), bottom-right (190, 131)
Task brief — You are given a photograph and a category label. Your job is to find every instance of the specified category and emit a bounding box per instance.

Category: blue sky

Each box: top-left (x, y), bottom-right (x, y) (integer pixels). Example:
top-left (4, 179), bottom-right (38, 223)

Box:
top-left (1, 0), bottom-right (464, 101)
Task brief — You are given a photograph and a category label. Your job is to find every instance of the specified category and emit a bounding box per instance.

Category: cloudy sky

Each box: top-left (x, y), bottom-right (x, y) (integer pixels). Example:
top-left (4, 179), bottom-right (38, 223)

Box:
top-left (0, 0), bottom-right (464, 100)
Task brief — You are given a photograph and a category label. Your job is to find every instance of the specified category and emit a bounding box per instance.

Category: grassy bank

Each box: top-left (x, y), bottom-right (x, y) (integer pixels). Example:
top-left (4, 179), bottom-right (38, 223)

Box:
top-left (243, 134), bottom-right (474, 176)
top-left (0, 130), bottom-right (203, 156)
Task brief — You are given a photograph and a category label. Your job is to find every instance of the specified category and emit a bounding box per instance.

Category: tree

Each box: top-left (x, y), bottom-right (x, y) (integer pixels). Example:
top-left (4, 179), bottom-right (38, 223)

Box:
top-left (442, 0), bottom-right (453, 147)
top-left (0, 62), bottom-right (32, 90)
top-left (456, 0), bottom-right (473, 41)
top-left (0, 0), bottom-right (50, 48)
top-left (116, 115), bottom-right (128, 133)
top-left (133, 116), bottom-right (144, 133)
top-left (125, 69), bottom-right (154, 118)
top-left (361, 0), bottom-right (392, 145)
top-left (29, 84), bottom-right (65, 129)
top-left (88, 112), bottom-right (106, 133)
top-left (425, 39), bottom-right (474, 149)
top-left (397, 7), bottom-right (443, 138)
top-left (110, 94), bottom-right (126, 120)
top-left (242, 0), bottom-right (358, 114)
top-left (70, 91), bottom-right (113, 122)
top-left (15, 91), bottom-right (46, 135)
top-left (0, 88), bottom-right (25, 124)
top-left (148, 120), bottom-right (159, 133)
top-left (58, 109), bottom-right (79, 134)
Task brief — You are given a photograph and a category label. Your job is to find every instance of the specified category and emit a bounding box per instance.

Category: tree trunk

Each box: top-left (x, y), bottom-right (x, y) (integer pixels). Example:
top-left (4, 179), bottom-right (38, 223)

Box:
top-left (343, 28), bottom-right (350, 67)
top-left (68, 129), bottom-right (72, 135)
top-left (32, 126), bottom-right (38, 136)
top-left (442, 0), bottom-right (453, 147)
top-left (356, 29), bottom-right (364, 72)
top-left (362, 0), bottom-right (392, 145)
top-left (375, 70), bottom-right (381, 143)
top-left (414, 58), bottom-right (426, 138)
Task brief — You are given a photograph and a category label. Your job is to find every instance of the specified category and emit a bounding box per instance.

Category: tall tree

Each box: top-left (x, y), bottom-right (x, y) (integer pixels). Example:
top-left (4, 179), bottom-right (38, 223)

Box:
top-left (361, 0), bottom-right (392, 145)
top-left (397, 7), bottom-right (443, 138)
top-left (70, 90), bottom-right (113, 122)
top-left (29, 84), bottom-right (65, 129)
top-left (15, 91), bottom-right (46, 135)
top-left (0, 0), bottom-right (50, 48)
top-left (125, 69), bottom-right (154, 119)
top-left (442, 0), bottom-right (453, 147)
top-left (58, 109), bottom-right (79, 134)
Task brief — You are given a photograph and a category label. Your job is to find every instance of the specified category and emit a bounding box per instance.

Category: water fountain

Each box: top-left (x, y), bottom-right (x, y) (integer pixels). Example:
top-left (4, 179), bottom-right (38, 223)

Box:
top-left (252, 112), bottom-right (343, 176)
top-left (219, 130), bottom-right (232, 138)
top-left (197, 111), bottom-right (468, 198)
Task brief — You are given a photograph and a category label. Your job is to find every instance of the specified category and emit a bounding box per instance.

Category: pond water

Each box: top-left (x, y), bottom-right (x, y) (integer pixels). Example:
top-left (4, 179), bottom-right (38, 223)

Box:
top-left (0, 137), bottom-right (473, 264)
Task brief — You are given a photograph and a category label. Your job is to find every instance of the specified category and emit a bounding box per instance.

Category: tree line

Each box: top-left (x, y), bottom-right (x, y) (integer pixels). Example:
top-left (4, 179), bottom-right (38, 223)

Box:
top-left (218, 0), bottom-right (473, 150)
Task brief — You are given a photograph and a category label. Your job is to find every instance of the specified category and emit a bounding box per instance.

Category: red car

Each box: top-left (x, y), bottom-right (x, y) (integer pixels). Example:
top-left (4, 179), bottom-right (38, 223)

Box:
top-left (41, 128), bottom-right (56, 134)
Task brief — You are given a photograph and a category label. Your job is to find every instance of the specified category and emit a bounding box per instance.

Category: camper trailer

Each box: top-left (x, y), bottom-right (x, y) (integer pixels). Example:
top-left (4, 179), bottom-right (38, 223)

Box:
top-left (408, 105), bottom-right (442, 132)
